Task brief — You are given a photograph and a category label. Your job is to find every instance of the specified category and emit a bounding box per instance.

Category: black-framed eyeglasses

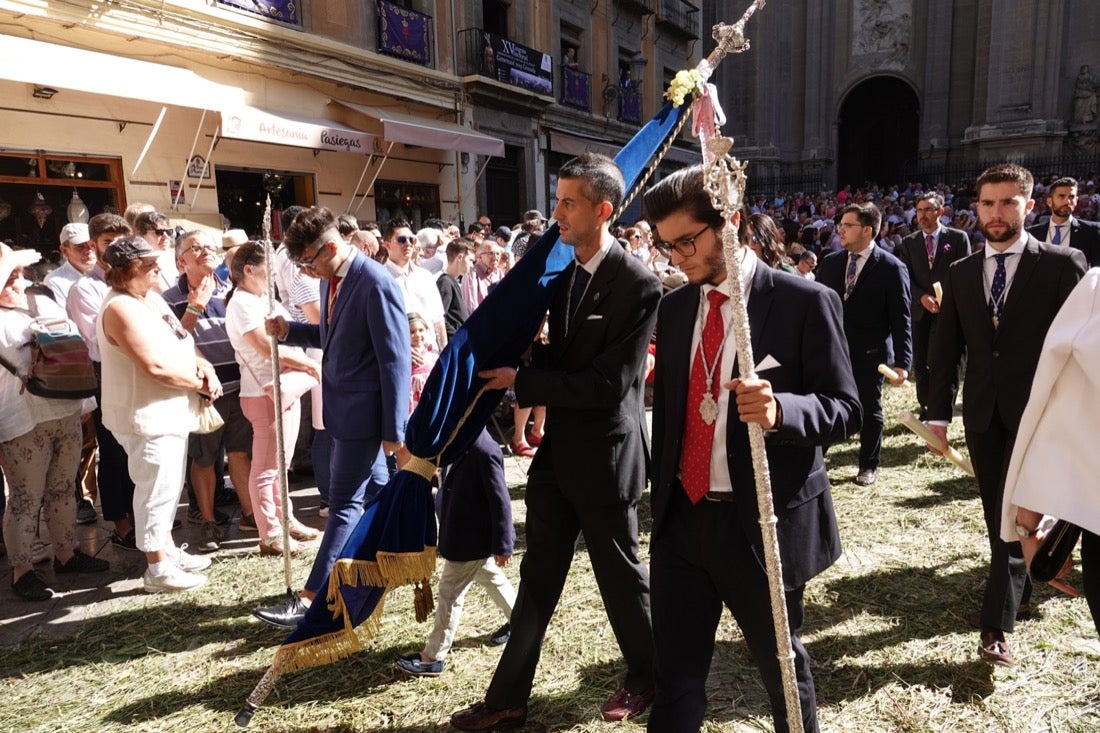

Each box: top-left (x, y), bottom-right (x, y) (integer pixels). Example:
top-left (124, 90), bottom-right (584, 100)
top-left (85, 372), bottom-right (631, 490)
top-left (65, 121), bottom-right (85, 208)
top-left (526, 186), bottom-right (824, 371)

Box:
top-left (293, 244), bottom-right (325, 270)
top-left (653, 223), bottom-right (711, 258)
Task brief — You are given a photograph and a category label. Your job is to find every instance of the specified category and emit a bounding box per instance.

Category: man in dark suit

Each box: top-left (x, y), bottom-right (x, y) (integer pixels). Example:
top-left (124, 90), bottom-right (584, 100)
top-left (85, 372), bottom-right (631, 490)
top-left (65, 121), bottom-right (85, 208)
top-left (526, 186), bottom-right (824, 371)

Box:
top-left (452, 153), bottom-right (661, 730)
top-left (817, 202), bottom-right (912, 486)
top-left (642, 166), bottom-right (860, 733)
top-left (928, 163), bottom-right (1087, 667)
top-left (255, 206), bottom-right (411, 627)
top-left (1026, 176), bottom-right (1100, 267)
top-left (895, 192), bottom-right (971, 419)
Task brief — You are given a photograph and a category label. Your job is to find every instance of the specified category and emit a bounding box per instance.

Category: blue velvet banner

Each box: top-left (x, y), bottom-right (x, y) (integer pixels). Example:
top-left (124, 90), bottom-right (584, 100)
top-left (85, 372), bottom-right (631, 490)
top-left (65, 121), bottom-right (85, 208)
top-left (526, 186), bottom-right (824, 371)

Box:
top-left (561, 67), bottom-right (591, 111)
top-left (377, 0), bottom-right (432, 65)
top-left (621, 89), bottom-right (643, 125)
top-left (218, 0), bottom-right (299, 25)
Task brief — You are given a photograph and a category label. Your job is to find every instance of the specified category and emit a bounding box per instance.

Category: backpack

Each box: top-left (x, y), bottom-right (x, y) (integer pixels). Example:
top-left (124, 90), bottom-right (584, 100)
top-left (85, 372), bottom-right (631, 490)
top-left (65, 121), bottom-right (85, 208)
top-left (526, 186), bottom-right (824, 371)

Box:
top-left (0, 301), bottom-right (98, 400)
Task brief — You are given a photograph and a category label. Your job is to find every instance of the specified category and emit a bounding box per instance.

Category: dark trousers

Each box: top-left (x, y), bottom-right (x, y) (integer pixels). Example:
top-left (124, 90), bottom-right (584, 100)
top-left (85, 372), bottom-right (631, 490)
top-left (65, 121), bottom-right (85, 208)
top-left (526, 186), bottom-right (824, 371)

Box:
top-left (1081, 530), bottom-right (1100, 639)
top-left (311, 428), bottom-right (332, 506)
top-left (965, 416), bottom-right (1031, 632)
top-left (912, 315), bottom-right (961, 420)
top-left (485, 466), bottom-right (654, 709)
top-left (648, 489), bottom-right (817, 733)
top-left (91, 364), bottom-right (135, 523)
top-left (853, 363), bottom-right (885, 471)
top-left (303, 436), bottom-right (386, 593)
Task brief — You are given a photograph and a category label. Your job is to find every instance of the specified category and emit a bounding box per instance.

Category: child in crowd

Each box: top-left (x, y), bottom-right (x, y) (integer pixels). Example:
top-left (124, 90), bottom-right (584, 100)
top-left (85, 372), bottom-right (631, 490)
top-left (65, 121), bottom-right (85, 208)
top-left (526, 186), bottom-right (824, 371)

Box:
top-left (409, 312), bottom-right (437, 412)
top-left (393, 428), bottom-right (516, 676)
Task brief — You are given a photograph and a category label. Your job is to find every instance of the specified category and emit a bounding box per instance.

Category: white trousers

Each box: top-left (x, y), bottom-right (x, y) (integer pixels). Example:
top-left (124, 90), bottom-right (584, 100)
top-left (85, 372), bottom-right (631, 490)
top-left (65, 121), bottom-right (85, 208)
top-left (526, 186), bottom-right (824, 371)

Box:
top-left (115, 432), bottom-right (188, 553)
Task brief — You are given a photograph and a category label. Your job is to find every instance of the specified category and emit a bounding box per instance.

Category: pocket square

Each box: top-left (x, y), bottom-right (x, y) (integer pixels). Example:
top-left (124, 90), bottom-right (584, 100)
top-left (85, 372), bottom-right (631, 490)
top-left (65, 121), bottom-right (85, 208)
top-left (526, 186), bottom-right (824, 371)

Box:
top-left (586, 314), bottom-right (603, 321)
top-left (754, 354), bottom-right (781, 372)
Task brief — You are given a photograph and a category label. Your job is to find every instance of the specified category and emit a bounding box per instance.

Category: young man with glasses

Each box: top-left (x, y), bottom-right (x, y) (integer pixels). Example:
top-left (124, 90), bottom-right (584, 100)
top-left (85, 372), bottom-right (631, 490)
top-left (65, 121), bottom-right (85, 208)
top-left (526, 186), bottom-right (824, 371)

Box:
top-left (641, 166), bottom-right (859, 733)
top-left (133, 210), bottom-right (178, 292)
top-left (254, 206), bottom-right (410, 628)
top-left (382, 219), bottom-right (448, 351)
top-left (817, 202), bottom-right (911, 487)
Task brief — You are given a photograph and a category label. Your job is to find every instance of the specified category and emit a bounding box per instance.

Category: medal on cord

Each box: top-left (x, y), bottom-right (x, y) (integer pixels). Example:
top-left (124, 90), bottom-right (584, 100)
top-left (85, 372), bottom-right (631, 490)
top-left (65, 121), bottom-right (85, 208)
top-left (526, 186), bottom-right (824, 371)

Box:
top-left (697, 291), bottom-right (733, 426)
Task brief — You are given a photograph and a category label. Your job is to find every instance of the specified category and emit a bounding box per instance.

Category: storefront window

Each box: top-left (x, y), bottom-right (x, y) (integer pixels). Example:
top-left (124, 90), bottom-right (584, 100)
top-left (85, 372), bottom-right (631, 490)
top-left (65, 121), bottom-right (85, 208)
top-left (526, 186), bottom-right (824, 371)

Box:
top-left (373, 180), bottom-right (440, 229)
top-left (0, 153), bottom-right (124, 259)
top-left (215, 167), bottom-right (315, 239)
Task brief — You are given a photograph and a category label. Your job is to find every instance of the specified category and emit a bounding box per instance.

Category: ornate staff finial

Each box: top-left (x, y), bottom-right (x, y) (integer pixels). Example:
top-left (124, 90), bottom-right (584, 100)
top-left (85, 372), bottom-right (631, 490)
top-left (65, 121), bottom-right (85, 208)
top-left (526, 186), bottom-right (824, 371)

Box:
top-left (696, 0), bottom-right (766, 83)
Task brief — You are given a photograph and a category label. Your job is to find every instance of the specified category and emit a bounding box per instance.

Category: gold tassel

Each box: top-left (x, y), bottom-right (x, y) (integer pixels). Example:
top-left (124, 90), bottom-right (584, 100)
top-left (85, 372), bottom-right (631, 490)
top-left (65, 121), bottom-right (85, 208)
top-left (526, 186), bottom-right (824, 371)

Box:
top-left (413, 577), bottom-right (435, 622)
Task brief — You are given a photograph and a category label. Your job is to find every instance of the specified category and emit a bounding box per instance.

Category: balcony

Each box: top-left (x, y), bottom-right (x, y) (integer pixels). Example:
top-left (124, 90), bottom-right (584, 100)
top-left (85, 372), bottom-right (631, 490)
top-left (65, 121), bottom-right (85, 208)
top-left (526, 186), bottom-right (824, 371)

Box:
top-left (376, 0), bottom-right (433, 67)
top-left (614, 0), bottom-right (657, 14)
top-left (620, 87), bottom-right (642, 125)
top-left (458, 28), bottom-right (554, 97)
top-left (655, 0), bottom-right (699, 38)
top-left (561, 67), bottom-right (591, 112)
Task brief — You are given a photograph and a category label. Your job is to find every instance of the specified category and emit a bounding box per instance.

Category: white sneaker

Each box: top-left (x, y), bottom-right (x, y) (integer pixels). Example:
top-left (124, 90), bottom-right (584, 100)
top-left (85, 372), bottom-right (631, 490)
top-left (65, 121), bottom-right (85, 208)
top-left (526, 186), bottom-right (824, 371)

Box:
top-left (143, 565), bottom-right (206, 593)
top-left (167, 543), bottom-right (212, 572)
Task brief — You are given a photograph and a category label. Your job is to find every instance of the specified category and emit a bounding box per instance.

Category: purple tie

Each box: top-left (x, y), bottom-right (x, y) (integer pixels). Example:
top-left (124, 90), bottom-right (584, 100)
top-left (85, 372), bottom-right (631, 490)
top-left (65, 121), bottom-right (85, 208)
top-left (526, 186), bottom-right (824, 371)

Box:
top-left (925, 233), bottom-right (935, 263)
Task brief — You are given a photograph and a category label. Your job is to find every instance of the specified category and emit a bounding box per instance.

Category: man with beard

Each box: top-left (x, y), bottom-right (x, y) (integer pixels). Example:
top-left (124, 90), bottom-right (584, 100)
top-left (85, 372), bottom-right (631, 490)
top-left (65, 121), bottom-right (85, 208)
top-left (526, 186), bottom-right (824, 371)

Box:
top-left (641, 166), bottom-right (859, 733)
top-left (1026, 176), bottom-right (1100, 267)
top-left (927, 163), bottom-right (1087, 667)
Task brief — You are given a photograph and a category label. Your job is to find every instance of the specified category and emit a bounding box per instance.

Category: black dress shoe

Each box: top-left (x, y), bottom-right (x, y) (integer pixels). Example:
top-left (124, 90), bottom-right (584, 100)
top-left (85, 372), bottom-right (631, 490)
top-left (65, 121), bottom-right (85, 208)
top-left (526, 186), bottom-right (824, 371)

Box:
top-left (252, 595), bottom-right (308, 628)
top-left (488, 623), bottom-right (511, 646)
top-left (450, 701), bottom-right (527, 731)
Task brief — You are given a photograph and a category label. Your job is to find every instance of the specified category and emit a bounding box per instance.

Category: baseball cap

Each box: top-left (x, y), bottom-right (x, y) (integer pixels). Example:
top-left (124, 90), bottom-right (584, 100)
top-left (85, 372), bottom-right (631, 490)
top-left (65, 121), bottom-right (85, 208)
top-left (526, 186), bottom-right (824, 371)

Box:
top-left (102, 236), bottom-right (162, 268)
top-left (522, 209), bottom-right (546, 224)
top-left (494, 226), bottom-right (513, 240)
top-left (60, 222), bottom-right (90, 246)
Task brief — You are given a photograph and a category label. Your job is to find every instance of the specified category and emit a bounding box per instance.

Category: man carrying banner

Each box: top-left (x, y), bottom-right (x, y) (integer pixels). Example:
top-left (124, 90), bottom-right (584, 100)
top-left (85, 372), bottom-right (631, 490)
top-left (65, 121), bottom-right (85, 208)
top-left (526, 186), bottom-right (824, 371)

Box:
top-left (452, 153), bottom-right (661, 729)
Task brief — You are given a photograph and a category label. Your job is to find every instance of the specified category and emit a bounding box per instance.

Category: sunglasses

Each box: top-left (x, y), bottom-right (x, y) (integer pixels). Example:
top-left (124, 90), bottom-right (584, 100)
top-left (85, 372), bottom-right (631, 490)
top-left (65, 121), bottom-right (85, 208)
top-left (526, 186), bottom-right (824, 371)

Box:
top-left (147, 228), bottom-right (174, 237)
top-left (394, 235), bottom-right (416, 245)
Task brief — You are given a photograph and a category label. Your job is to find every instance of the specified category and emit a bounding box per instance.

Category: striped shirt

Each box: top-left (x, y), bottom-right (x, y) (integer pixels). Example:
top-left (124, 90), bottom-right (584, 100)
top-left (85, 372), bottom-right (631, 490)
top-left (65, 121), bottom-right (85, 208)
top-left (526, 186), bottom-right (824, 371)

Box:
top-left (162, 274), bottom-right (241, 393)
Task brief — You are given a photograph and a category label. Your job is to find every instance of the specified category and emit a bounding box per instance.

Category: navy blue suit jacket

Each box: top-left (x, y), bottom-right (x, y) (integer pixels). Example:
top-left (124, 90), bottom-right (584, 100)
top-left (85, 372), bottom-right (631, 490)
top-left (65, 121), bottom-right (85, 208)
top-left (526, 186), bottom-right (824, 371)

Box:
top-left (287, 250), bottom-right (411, 443)
top-left (1027, 217), bottom-right (1100, 268)
top-left (438, 429), bottom-right (514, 562)
top-left (817, 245), bottom-right (913, 372)
top-left (650, 265), bottom-right (861, 590)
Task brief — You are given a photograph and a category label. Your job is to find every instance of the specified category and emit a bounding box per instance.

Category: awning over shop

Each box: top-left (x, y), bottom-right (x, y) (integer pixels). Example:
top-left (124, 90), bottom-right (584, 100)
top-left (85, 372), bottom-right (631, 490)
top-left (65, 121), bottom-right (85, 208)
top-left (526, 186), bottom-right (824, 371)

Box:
top-left (219, 106), bottom-right (379, 154)
top-left (0, 35), bottom-right (245, 110)
top-left (327, 100), bottom-right (505, 157)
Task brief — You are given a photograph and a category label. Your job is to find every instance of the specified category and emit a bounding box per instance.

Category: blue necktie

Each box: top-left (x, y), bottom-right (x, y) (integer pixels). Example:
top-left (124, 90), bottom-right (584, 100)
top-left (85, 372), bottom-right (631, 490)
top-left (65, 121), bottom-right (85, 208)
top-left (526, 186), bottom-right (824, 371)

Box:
top-left (569, 265), bottom-right (591, 320)
top-left (988, 253), bottom-right (1009, 324)
top-left (843, 253), bottom-right (860, 300)
top-left (1052, 224), bottom-right (1063, 245)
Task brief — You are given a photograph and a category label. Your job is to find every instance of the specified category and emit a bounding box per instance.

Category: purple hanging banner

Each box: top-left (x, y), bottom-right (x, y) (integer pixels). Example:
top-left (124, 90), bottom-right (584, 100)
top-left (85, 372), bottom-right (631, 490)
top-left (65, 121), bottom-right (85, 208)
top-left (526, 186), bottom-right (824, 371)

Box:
top-left (377, 0), bottom-right (432, 66)
top-left (218, 0), bottom-right (299, 25)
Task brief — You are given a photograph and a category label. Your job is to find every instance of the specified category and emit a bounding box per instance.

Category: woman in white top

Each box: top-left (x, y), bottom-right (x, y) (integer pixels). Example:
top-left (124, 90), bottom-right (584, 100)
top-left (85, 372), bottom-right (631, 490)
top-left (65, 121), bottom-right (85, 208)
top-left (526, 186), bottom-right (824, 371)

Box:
top-left (97, 236), bottom-right (221, 594)
top-left (0, 244), bottom-right (109, 601)
top-left (225, 242), bottom-right (321, 556)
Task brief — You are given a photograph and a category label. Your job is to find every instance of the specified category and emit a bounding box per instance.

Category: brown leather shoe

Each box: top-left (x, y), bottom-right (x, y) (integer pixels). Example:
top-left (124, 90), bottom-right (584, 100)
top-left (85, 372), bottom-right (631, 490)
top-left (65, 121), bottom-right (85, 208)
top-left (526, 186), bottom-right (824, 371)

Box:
top-left (450, 701), bottom-right (527, 731)
top-left (600, 687), bottom-right (656, 722)
top-left (978, 630), bottom-right (1014, 666)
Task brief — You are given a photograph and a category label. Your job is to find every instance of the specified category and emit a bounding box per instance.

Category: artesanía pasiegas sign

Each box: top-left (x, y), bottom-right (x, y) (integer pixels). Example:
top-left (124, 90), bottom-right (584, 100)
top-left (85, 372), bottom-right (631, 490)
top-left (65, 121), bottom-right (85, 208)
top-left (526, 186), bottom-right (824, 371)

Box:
top-left (222, 107), bottom-right (376, 154)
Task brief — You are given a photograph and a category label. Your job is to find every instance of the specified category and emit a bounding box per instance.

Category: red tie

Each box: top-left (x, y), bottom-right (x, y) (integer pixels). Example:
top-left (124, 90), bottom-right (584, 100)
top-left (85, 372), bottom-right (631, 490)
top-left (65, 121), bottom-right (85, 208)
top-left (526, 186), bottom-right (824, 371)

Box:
top-left (681, 289), bottom-right (728, 503)
top-left (328, 274), bottom-right (342, 322)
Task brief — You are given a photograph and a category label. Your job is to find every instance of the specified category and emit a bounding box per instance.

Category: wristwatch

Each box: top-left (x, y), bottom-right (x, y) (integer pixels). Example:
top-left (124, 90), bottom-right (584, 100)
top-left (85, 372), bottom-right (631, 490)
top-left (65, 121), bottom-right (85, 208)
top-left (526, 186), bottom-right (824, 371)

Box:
top-left (1014, 522), bottom-right (1040, 539)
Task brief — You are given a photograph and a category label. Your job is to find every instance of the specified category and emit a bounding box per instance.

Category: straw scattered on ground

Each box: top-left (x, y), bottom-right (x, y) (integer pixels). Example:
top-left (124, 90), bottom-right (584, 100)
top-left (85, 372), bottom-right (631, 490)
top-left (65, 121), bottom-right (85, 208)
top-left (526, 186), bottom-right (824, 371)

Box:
top-left (2, 386), bottom-right (1100, 732)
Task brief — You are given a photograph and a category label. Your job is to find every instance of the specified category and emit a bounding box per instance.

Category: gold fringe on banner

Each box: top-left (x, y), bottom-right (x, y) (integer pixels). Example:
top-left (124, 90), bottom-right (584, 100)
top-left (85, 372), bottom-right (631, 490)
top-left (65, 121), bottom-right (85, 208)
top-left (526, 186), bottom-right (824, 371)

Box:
top-left (403, 455), bottom-right (438, 481)
top-left (377, 547), bottom-right (437, 585)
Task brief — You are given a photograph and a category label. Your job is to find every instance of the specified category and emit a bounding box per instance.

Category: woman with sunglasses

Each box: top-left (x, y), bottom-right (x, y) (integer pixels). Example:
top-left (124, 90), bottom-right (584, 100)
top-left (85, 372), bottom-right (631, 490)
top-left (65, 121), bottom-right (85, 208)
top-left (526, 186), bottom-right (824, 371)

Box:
top-left (97, 236), bottom-right (221, 593)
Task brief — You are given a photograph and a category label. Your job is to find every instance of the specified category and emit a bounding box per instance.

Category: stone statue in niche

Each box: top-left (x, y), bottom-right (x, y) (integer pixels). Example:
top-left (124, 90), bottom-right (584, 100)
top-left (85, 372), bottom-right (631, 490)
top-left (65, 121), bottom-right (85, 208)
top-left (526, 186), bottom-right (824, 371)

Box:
top-left (853, 0), bottom-right (911, 65)
top-left (1072, 64), bottom-right (1098, 125)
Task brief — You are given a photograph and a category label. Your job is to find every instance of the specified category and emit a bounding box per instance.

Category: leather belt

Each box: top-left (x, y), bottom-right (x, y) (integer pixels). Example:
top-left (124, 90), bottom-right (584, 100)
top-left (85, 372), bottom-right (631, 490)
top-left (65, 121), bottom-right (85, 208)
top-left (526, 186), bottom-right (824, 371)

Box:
top-left (704, 491), bottom-right (733, 503)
